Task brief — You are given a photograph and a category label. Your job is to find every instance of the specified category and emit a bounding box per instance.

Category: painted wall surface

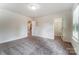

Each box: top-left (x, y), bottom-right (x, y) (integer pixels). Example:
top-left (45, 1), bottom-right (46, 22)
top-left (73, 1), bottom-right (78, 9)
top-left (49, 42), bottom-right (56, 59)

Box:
top-left (0, 9), bottom-right (28, 44)
top-left (33, 9), bottom-right (72, 41)
top-left (33, 16), bottom-right (54, 39)
top-left (62, 10), bottom-right (72, 42)
top-left (0, 9), bottom-right (72, 43)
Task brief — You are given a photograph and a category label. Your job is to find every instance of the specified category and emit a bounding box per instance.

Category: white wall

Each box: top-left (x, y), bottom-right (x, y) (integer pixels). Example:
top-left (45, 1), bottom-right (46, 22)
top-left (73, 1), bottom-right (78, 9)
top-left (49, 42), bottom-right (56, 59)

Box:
top-left (62, 10), bottom-right (72, 42)
top-left (33, 16), bottom-right (54, 39)
top-left (0, 8), bottom-right (72, 43)
top-left (0, 9), bottom-right (29, 44)
top-left (33, 9), bottom-right (72, 41)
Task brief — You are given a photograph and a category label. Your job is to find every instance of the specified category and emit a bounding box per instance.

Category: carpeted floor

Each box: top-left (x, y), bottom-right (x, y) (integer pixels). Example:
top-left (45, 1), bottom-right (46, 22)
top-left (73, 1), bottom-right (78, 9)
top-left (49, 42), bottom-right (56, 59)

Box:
top-left (0, 36), bottom-right (68, 55)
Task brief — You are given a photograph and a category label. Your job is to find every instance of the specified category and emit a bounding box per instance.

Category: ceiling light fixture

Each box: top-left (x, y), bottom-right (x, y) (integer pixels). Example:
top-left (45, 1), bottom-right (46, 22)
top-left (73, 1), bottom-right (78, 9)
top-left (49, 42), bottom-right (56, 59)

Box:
top-left (28, 4), bottom-right (40, 10)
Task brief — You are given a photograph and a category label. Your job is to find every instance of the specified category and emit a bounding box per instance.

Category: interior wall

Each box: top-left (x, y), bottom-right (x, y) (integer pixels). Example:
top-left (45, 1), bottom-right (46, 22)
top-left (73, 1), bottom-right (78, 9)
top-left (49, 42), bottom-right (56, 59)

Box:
top-left (33, 16), bottom-right (54, 39)
top-left (0, 8), bottom-right (72, 43)
top-left (33, 9), bottom-right (72, 41)
top-left (62, 10), bottom-right (72, 42)
top-left (0, 9), bottom-right (29, 44)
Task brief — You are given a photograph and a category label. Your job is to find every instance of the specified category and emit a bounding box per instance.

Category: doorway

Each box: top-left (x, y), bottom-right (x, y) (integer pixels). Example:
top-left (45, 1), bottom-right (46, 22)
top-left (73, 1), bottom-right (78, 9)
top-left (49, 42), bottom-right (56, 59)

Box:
top-left (54, 17), bottom-right (63, 39)
top-left (27, 20), bottom-right (32, 36)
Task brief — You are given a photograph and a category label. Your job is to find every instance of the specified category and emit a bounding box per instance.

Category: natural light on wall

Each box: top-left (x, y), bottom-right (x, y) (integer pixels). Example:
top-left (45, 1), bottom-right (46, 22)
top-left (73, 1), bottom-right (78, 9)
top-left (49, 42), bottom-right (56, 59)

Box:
top-left (73, 5), bottom-right (79, 42)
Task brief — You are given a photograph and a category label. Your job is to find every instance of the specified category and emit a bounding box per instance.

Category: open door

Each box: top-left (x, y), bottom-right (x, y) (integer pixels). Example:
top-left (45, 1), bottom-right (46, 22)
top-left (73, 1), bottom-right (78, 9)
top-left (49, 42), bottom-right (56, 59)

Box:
top-left (27, 20), bottom-right (32, 36)
top-left (54, 17), bottom-right (63, 39)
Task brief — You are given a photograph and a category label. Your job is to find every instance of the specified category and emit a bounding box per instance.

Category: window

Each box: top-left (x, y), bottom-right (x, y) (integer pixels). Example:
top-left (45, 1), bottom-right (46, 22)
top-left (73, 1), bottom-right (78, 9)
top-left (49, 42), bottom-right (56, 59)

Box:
top-left (73, 5), bottom-right (79, 41)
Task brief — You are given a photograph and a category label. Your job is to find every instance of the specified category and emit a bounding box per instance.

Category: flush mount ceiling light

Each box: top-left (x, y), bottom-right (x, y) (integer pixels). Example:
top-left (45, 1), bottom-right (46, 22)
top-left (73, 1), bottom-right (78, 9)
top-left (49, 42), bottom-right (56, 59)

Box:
top-left (27, 4), bottom-right (40, 10)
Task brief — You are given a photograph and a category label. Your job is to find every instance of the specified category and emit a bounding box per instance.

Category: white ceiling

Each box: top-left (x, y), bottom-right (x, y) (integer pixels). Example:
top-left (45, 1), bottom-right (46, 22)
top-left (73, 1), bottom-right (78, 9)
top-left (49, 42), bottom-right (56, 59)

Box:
top-left (0, 3), bottom-right (73, 17)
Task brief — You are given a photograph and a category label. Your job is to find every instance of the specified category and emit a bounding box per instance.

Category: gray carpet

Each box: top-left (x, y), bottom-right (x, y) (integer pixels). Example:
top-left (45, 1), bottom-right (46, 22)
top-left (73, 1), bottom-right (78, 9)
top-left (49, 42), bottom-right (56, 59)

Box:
top-left (0, 36), bottom-right (68, 55)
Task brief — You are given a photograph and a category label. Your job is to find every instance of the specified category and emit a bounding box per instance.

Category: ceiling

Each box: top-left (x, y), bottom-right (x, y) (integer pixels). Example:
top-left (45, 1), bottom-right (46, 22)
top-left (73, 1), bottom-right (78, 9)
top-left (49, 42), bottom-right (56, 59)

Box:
top-left (0, 3), bottom-right (73, 17)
